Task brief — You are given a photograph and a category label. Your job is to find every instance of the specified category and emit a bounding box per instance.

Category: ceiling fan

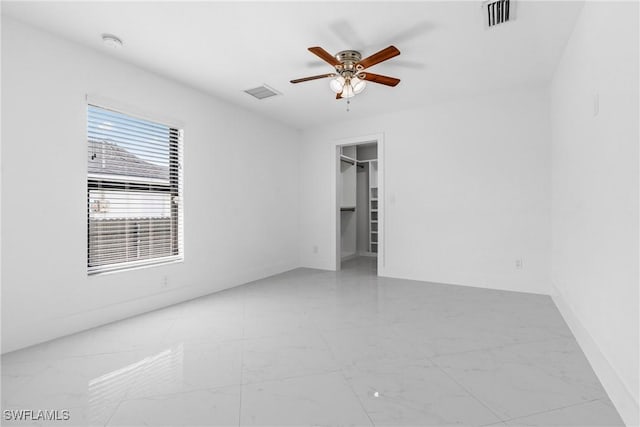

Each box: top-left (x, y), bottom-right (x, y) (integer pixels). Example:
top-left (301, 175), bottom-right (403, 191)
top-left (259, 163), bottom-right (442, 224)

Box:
top-left (290, 46), bottom-right (401, 99)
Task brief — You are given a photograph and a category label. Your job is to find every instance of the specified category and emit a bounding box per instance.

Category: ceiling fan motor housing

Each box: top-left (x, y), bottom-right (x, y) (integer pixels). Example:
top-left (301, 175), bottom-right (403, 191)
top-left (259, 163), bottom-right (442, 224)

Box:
top-left (335, 50), bottom-right (363, 75)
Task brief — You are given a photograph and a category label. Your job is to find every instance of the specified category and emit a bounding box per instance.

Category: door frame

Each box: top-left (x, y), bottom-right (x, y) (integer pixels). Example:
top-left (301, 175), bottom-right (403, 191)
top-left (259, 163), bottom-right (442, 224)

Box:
top-left (331, 133), bottom-right (385, 274)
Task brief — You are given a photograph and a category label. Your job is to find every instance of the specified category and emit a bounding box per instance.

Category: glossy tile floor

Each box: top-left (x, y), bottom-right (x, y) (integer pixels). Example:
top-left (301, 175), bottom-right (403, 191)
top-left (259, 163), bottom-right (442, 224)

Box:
top-left (2, 257), bottom-right (624, 426)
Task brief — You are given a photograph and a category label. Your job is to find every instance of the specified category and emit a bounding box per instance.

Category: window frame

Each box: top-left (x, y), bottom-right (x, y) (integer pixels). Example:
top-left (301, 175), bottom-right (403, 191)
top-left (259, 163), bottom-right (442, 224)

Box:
top-left (86, 103), bottom-right (184, 275)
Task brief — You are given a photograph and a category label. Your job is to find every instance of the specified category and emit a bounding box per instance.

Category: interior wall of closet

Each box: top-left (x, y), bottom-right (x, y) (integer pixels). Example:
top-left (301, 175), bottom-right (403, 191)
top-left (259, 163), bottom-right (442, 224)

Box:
top-left (339, 142), bottom-right (378, 263)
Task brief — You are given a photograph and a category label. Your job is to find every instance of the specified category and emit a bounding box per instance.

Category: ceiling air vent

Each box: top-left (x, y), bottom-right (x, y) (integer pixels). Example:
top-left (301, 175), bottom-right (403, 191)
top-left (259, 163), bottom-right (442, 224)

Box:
top-left (244, 84), bottom-right (281, 100)
top-left (485, 0), bottom-right (511, 27)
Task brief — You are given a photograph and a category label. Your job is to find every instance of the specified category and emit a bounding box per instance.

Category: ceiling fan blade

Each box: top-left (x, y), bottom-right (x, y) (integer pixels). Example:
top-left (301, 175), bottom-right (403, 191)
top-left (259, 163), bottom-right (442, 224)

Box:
top-left (308, 47), bottom-right (340, 67)
top-left (356, 45), bottom-right (400, 70)
top-left (336, 92), bottom-right (342, 99)
top-left (358, 72), bottom-right (401, 87)
top-left (290, 73), bottom-right (336, 84)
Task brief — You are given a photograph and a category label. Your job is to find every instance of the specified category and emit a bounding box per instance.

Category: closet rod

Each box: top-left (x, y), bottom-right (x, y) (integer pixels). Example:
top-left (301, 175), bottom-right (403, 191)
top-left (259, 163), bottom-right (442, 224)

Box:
top-left (340, 157), bottom-right (365, 168)
top-left (340, 157), bottom-right (355, 165)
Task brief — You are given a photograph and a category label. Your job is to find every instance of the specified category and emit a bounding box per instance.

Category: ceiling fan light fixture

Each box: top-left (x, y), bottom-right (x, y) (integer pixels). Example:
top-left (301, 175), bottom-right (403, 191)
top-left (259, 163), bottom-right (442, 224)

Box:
top-left (329, 76), bottom-right (345, 93)
top-left (351, 77), bottom-right (366, 94)
top-left (341, 84), bottom-right (355, 99)
top-left (331, 76), bottom-right (366, 98)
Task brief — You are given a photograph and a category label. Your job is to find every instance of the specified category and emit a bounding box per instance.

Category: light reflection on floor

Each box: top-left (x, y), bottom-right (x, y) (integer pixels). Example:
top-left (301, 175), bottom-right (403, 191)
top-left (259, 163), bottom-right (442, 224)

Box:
top-left (88, 344), bottom-right (184, 425)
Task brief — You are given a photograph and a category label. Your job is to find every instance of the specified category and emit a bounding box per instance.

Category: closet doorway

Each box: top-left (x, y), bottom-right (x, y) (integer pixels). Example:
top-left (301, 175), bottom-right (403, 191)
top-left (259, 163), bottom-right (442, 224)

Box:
top-left (333, 134), bottom-right (384, 274)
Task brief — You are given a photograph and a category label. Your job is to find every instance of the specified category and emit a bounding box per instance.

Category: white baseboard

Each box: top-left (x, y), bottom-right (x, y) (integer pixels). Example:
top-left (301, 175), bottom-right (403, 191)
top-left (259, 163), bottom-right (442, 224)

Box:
top-left (551, 283), bottom-right (639, 427)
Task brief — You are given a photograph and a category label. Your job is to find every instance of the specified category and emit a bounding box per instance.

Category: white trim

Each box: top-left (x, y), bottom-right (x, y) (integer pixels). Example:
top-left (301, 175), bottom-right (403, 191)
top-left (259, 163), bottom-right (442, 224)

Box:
top-left (330, 133), bottom-right (385, 275)
top-left (88, 258), bottom-right (184, 277)
top-left (552, 283), bottom-right (639, 427)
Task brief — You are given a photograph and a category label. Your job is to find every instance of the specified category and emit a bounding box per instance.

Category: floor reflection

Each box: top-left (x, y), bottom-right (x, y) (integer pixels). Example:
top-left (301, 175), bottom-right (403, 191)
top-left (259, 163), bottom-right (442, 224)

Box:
top-left (88, 344), bottom-right (184, 424)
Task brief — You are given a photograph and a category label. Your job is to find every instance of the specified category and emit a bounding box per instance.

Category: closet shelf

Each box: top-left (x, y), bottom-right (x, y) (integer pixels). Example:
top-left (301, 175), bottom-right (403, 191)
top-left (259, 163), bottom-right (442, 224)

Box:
top-left (340, 155), bottom-right (365, 169)
top-left (340, 155), bottom-right (356, 165)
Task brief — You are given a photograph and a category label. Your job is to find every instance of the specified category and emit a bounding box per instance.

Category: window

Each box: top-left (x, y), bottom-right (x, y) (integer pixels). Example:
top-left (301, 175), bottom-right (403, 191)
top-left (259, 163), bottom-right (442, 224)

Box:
top-left (87, 104), bottom-right (183, 274)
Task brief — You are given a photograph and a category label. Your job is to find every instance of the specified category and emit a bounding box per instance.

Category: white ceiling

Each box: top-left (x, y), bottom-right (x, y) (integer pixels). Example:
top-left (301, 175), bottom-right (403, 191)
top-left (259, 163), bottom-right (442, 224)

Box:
top-left (3, 1), bottom-right (584, 130)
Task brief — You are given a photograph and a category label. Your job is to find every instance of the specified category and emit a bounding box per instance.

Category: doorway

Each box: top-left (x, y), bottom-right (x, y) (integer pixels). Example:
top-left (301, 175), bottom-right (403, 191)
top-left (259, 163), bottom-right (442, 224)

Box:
top-left (333, 134), bottom-right (384, 274)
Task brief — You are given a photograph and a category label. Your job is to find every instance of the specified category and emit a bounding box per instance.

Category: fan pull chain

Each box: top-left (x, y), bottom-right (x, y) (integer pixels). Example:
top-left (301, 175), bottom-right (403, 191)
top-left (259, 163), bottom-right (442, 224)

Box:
top-left (346, 99), bottom-right (350, 112)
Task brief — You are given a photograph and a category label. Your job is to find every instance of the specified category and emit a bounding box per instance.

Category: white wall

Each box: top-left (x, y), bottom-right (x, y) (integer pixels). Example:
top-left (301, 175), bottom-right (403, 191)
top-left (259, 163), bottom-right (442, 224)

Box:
top-left (549, 2), bottom-right (639, 425)
top-left (1, 18), bottom-right (300, 353)
top-left (299, 87), bottom-right (551, 295)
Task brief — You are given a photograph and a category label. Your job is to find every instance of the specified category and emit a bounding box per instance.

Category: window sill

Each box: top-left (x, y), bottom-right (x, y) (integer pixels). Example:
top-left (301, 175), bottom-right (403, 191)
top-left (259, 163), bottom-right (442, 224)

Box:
top-left (88, 256), bottom-right (184, 276)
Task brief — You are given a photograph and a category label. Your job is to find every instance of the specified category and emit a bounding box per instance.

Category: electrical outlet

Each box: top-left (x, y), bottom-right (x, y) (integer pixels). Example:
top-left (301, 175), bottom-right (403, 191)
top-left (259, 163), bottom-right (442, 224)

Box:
top-left (313, 245), bottom-right (318, 254)
top-left (515, 259), bottom-right (523, 270)
top-left (162, 275), bottom-right (168, 287)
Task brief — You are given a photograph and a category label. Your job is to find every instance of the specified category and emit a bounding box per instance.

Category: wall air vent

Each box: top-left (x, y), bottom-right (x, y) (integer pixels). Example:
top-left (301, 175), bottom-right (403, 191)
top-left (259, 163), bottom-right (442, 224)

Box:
top-left (244, 84), bottom-right (281, 100)
top-left (485, 0), bottom-right (511, 27)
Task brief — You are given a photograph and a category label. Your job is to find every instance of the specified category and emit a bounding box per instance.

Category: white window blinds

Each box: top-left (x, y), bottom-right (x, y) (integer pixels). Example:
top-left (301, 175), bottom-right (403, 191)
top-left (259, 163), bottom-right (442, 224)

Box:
top-left (87, 104), bottom-right (183, 274)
